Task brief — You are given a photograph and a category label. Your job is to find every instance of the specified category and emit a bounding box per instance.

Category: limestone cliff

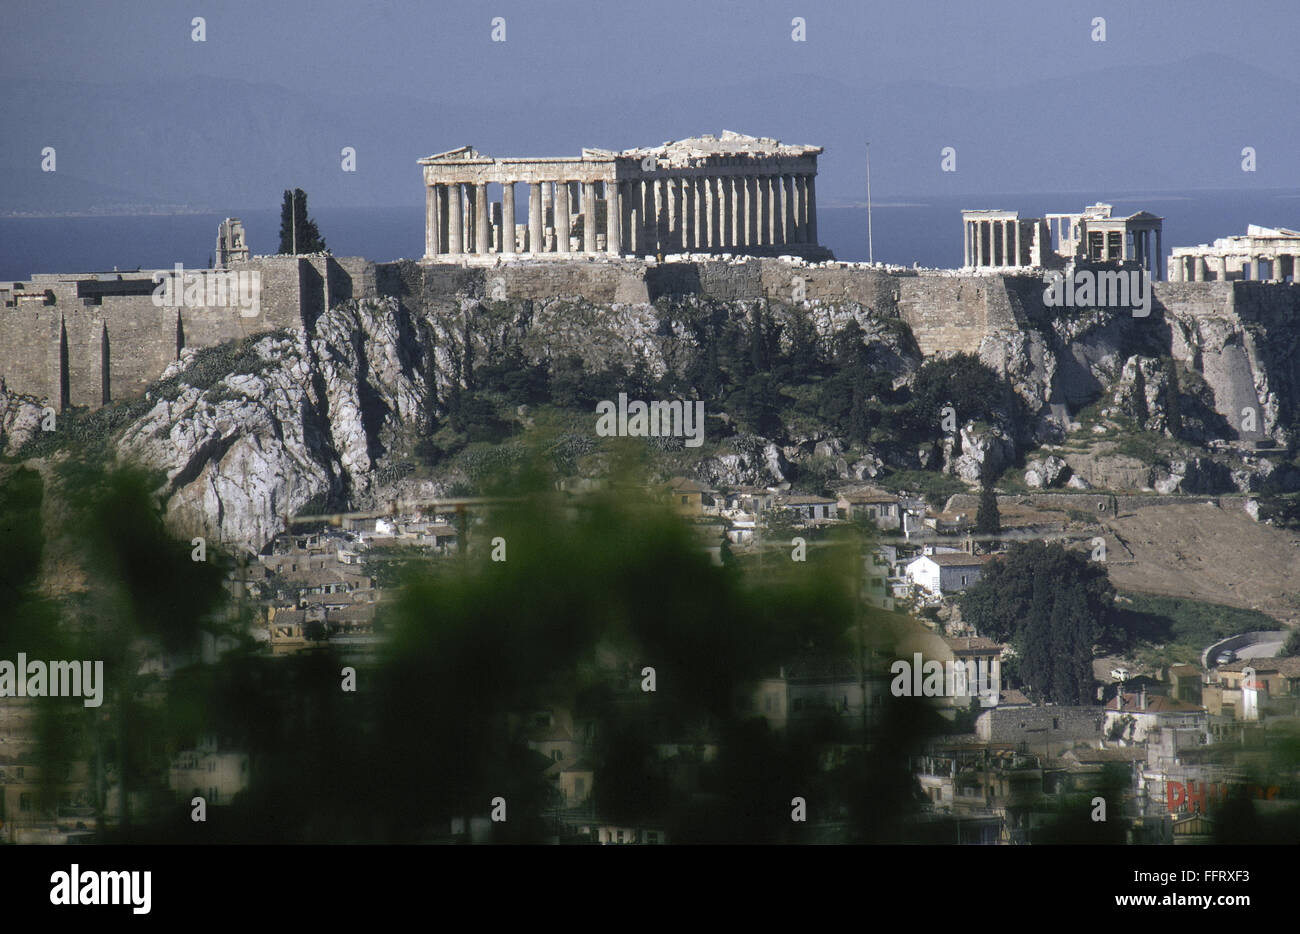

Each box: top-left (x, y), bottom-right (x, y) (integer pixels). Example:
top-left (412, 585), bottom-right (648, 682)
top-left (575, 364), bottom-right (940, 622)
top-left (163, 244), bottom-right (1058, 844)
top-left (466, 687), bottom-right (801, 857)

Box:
top-left (11, 270), bottom-right (1298, 555)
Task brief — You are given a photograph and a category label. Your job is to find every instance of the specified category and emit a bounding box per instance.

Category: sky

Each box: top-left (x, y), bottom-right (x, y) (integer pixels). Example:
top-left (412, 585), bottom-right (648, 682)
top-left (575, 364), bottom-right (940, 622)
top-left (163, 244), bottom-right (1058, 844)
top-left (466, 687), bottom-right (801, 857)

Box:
top-left (6, 0), bottom-right (1297, 97)
top-left (2, 0), bottom-right (1298, 210)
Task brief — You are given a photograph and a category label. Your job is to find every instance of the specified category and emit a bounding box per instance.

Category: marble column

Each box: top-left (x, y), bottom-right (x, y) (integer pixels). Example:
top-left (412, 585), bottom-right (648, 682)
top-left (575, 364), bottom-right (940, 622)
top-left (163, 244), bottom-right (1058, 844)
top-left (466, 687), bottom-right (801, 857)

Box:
top-left (747, 177), bottom-right (759, 246)
top-left (806, 175), bottom-right (817, 246)
top-left (700, 177), bottom-right (713, 249)
top-left (693, 178), bottom-right (705, 250)
top-left (1014, 221), bottom-right (1022, 267)
top-left (681, 177), bottom-right (694, 250)
top-left (474, 183), bottom-right (489, 254)
top-left (541, 183), bottom-right (554, 250)
top-left (582, 181), bottom-right (598, 253)
top-left (652, 179), bottom-right (665, 252)
top-left (963, 221), bottom-right (971, 267)
top-left (665, 177), bottom-right (675, 250)
top-left (724, 177), bottom-right (737, 248)
top-left (425, 184), bottom-right (436, 257)
top-left (606, 180), bottom-right (622, 255)
top-left (783, 176), bottom-right (795, 246)
top-left (446, 183), bottom-right (463, 254)
top-left (555, 180), bottom-right (571, 252)
top-left (642, 179), bottom-right (656, 253)
top-left (728, 176), bottom-right (738, 247)
top-left (625, 180), bottom-right (637, 253)
top-left (791, 176), bottom-right (804, 244)
top-left (1154, 230), bottom-right (1162, 280)
top-left (437, 185), bottom-right (449, 254)
top-left (717, 175), bottom-right (728, 248)
top-left (528, 183), bottom-right (542, 253)
top-left (764, 176), bottom-right (775, 245)
top-left (741, 175), bottom-right (751, 247)
top-left (501, 182), bottom-right (516, 253)
top-left (676, 178), bottom-right (688, 251)
top-left (462, 184), bottom-right (473, 251)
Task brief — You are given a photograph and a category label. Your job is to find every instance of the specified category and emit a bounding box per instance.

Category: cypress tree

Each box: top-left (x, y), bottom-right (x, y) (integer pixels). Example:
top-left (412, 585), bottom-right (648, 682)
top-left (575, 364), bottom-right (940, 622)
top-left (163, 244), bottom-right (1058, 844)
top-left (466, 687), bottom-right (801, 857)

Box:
top-left (278, 188), bottom-right (327, 254)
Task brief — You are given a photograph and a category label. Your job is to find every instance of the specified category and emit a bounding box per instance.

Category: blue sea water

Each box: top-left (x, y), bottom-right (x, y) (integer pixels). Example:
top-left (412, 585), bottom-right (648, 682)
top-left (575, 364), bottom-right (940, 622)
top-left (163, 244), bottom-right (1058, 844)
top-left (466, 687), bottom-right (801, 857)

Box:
top-left (2, 190), bottom-right (1297, 280)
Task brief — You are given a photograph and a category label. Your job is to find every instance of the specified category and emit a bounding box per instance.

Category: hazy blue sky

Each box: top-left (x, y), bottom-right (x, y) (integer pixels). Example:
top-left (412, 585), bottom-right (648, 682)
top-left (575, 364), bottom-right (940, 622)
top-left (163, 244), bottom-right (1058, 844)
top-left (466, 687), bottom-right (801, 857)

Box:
top-left (7, 0), bottom-right (1297, 94)
top-left (3, 1), bottom-right (1299, 210)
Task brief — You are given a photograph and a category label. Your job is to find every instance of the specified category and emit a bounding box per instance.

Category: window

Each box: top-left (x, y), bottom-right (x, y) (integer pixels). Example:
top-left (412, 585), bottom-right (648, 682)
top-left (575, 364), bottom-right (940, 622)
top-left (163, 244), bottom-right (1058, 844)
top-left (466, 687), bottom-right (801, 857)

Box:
top-left (1052, 718), bottom-right (1059, 730)
top-left (19, 793), bottom-right (32, 812)
top-left (681, 496), bottom-right (689, 505)
top-left (574, 778), bottom-right (585, 798)
top-left (15, 767), bottom-right (23, 780)
top-left (552, 749), bottom-right (563, 762)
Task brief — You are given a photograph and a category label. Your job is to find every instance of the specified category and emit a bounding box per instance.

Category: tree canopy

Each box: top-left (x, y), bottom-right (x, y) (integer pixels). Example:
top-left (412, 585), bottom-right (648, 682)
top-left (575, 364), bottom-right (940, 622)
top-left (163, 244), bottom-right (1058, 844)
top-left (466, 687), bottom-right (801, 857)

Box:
top-left (960, 542), bottom-right (1117, 704)
top-left (278, 188), bottom-right (327, 254)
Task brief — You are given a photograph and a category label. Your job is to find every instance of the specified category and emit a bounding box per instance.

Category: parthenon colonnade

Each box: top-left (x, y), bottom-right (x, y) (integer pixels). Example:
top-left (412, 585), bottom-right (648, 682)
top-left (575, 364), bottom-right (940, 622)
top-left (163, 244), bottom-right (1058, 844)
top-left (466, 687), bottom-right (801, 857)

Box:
top-left (1167, 225), bottom-right (1300, 283)
top-left (418, 131), bottom-right (830, 261)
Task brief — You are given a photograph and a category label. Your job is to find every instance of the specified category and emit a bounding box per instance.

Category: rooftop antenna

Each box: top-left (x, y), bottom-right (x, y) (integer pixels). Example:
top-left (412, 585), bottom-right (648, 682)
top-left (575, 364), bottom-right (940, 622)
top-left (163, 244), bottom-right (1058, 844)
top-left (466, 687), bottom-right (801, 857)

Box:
top-left (865, 142), bottom-right (874, 264)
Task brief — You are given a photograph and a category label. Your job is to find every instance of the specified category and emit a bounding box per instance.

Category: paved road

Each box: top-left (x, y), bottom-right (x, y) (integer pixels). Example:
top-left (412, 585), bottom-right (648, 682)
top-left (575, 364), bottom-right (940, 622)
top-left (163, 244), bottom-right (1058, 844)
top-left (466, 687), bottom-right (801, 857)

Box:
top-left (1202, 630), bottom-right (1288, 669)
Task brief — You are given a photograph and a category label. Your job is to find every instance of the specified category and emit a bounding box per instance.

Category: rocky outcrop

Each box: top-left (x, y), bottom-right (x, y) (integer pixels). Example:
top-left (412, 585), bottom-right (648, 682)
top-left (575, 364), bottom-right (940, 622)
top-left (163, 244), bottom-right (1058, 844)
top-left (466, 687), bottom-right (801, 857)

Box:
top-left (0, 379), bottom-right (45, 457)
top-left (946, 422), bottom-right (1014, 483)
top-left (1024, 454), bottom-right (1071, 489)
top-left (18, 269), bottom-right (1296, 554)
top-left (1110, 355), bottom-right (1170, 433)
top-left (118, 298), bottom-right (427, 552)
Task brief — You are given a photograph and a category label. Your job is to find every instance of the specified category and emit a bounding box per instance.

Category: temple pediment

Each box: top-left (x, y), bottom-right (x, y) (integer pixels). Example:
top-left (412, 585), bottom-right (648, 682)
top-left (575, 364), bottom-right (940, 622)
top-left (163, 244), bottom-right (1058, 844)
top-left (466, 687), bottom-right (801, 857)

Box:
top-left (420, 146), bottom-right (486, 163)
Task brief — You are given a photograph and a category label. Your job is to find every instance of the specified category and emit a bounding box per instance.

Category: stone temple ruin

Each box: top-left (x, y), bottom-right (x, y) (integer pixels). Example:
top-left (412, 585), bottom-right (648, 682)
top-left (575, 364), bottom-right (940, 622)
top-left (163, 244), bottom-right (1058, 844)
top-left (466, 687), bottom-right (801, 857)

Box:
top-left (962, 202), bottom-right (1165, 280)
top-left (1168, 225), bottom-right (1300, 282)
top-left (215, 217), bottom-right (249, 267)
top-left (418, 131), bottom-right (832, 261)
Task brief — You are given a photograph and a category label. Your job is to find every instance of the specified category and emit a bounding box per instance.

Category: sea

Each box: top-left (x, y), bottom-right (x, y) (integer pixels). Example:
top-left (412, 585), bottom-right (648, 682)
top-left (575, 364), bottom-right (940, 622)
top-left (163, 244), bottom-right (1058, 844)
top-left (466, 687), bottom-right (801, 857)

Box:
top-left (2, 189), bottom-right (1298, 281)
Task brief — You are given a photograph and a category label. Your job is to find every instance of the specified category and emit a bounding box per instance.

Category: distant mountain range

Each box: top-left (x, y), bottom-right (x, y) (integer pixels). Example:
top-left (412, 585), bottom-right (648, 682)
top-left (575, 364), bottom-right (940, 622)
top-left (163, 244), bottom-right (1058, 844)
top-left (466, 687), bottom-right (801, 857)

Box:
top-left (3, 54), bottom-right (1297, 216)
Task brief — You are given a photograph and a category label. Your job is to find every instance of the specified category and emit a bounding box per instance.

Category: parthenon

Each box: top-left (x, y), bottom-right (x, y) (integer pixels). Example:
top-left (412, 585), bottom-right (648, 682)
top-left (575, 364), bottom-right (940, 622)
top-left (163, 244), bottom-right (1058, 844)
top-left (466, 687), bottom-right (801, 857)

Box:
top-left (962, 203), bottom-right (1165, 280)
top-left (1168, 225), bottom-right (1300, 282)
top-left (418, 131), bottom-right (832, 261)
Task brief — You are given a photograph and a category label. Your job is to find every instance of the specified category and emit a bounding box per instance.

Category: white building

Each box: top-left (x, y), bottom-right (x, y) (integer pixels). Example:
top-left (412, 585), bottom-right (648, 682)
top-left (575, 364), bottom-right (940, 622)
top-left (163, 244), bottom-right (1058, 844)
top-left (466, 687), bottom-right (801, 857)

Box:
top-left (905, 552), bottom-right (990, 598)
top-left (1104, 691), bottom-right (1208, 744)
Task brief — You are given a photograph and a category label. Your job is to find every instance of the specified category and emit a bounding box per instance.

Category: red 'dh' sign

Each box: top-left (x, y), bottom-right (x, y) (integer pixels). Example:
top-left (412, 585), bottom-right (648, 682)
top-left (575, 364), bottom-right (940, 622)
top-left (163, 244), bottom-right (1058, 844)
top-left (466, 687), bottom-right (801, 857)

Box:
top-left (1166, 780), bottom-right (1279, 813)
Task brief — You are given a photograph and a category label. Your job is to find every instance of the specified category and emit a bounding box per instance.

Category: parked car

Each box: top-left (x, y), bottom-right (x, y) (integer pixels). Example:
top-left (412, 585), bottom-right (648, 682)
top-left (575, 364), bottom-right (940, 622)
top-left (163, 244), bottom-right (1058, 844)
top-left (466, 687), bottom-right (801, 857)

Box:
top-left (1214, 650), bottom-right (1236, 666)
top-left (1110, 667), bottom-right (1129, 681)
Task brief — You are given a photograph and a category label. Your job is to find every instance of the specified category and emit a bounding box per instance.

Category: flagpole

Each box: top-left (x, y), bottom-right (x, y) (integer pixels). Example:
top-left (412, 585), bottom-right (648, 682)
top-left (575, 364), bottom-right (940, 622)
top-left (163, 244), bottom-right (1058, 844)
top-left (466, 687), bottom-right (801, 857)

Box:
top-left (865, 143), bottom-right (874, 264)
